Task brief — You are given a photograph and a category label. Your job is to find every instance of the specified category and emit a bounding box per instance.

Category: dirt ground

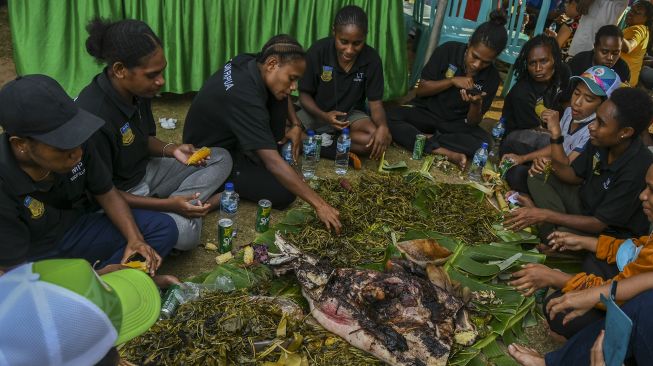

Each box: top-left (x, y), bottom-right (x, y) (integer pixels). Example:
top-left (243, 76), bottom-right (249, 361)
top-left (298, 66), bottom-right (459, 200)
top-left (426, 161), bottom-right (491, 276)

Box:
top-left (0, 4), bottom-right (559, 357)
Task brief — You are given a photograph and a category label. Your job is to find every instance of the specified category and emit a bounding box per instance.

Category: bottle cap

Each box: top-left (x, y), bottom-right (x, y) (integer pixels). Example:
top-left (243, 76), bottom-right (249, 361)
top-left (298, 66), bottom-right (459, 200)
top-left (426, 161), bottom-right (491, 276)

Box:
top-left (307, 130), bottom-right (315, 137)
top-left (342, 128), bottom-right (350, 134)
top-left (225, 182), bottom-right (234, 191)
top-left (481, 142), bottom-right (488, 149)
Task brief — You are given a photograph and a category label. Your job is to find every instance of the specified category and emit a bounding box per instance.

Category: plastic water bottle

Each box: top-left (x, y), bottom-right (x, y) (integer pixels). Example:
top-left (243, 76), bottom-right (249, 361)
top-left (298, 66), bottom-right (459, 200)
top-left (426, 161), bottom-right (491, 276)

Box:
top-left (302, 130), bottom-right (317, 180)
top-left (220, 182), bottom-right (239, 220)
top-left (488, 117), bottom-right (506, 165)
top-left (281, 141), bottom-right (294, 165)
top-left (468, 142), bottom-right (489, 182)
top-left (334, 128), bottom-right (351, 175)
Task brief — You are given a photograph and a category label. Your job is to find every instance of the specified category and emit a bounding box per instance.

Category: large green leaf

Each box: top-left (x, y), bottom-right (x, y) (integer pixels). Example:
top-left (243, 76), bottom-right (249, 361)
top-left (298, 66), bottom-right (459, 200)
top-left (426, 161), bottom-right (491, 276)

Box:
top-left (202, 263), bottom-right (271, 289)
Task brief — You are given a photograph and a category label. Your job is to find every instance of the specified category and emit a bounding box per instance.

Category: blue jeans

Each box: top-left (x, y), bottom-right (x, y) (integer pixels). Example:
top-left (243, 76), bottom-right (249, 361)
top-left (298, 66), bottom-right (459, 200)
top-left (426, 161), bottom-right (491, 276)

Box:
top-left (32, 209), bottom-right (178, 267)
top-left (545, 290), bottom-right (653, 365)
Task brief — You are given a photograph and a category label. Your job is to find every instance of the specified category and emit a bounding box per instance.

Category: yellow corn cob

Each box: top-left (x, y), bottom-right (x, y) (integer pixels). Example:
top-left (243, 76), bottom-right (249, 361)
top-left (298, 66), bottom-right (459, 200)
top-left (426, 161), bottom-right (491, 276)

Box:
top-left (535, 100), bottom-right (546, 119)
top-left (186, 147), bottom-right (210, 165)
top-left (215, 252), bottom-right (233, 264)
top-left (243, 246), bottom-right (254, 265)
top-left (495, 190), bottom-right (509, 212)
top-left (123, 261), bottom-right (148, 273)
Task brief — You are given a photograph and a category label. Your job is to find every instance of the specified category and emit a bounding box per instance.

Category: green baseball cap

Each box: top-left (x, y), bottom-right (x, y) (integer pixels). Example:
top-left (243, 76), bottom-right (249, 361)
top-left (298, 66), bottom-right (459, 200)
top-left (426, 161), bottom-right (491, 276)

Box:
top-left (33, 258), bottom-right (160, 344)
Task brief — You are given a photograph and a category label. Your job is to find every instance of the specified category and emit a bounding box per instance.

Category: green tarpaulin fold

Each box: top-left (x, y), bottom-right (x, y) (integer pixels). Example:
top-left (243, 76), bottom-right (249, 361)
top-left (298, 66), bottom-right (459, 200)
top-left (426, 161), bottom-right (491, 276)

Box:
top-left (8, 0), bottom-right (407, 99)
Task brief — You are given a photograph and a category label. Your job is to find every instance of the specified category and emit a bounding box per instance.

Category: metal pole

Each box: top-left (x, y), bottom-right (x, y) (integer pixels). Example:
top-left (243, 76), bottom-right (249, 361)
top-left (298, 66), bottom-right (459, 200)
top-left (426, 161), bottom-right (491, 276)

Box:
top-left (423, 0), bottom-right (449, 67)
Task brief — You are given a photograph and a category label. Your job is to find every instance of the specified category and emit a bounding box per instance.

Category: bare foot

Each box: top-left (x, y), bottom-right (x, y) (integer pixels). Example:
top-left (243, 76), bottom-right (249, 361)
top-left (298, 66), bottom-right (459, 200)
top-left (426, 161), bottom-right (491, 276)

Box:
top-left (433, 147), bottom-right (467, 169)
top-left (206, 192), bottom-right (222, 212)
top-left (508, 344), bottom-right (546, 366)
top-left (153, 274), bottom-right (182, 289)
top-left (548, 329), bottom-right (567, 344)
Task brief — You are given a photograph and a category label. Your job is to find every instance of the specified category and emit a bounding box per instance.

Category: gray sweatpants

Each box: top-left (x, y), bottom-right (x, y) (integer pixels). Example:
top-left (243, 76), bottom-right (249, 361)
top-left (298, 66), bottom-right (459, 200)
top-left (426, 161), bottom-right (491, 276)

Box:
top-left (128, 147), bottom-right (232, 250)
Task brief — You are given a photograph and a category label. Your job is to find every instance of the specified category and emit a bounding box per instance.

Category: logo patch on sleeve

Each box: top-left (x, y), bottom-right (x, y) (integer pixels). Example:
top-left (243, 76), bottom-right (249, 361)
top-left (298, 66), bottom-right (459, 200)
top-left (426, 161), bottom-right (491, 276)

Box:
top-left (321, 66), bottom-right (334, 82)
top-left (120, 122), bottom-right (135, 146)
top-left (445, 64), bottom-right (458, 79)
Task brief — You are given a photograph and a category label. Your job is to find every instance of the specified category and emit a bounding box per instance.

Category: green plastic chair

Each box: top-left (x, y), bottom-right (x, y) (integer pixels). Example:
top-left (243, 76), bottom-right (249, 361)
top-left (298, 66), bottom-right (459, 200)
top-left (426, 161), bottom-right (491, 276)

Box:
top-left (438, 0), bottom-right (493, 45)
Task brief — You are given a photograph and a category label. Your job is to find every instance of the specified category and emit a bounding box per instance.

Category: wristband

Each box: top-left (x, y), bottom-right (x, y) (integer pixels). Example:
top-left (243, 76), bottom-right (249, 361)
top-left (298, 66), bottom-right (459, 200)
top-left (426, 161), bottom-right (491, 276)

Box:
top-left (162, 142), bottom-right (175, 157)
top-left (550, 135), bottom-right (564, 145)
top-left (610, 280), bottom-right (618, 300)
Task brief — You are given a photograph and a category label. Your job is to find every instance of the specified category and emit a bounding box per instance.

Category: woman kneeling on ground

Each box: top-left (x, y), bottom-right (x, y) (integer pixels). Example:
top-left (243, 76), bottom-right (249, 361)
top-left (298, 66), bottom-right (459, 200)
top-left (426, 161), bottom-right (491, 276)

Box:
top-left (76, 19), bottom-right (233, 252)
top-left (297, 5), bottom-right (391, 161)
top-left (387, 10), bottom-right (508, 169)
top-left (183, 35), bottom-right (341, 232)
top-left (502, 66), bottom-right (621, 194)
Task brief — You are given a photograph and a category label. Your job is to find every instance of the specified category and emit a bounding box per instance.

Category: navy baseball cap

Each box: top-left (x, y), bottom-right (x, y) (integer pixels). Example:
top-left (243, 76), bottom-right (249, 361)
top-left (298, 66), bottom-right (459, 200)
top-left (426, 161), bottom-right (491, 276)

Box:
top-left (0, 75), bottom-right (104, 149)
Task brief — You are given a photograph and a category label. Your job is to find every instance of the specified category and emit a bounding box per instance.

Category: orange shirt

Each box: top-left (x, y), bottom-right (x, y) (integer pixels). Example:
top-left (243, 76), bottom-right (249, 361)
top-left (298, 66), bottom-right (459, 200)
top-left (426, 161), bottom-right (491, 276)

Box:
top-left (562, 234), bottom-right (653, 293)
top-left (620, 25), bottom-right (649, 86)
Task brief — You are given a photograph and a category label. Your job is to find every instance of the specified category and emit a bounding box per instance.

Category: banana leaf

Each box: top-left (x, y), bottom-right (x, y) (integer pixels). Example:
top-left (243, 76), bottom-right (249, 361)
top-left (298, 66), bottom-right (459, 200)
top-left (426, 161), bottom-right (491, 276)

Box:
top-left (202, 263), bottom-right (271, 289)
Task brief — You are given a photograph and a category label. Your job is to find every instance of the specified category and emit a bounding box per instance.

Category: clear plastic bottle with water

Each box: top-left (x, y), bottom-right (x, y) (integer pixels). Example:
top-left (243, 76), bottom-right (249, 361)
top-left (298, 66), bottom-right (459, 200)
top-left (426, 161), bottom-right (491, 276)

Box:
top-left (302, 130), bottom-right (317, 180)
top-left (468, 142), bottom-right (489, 182)
top-left (220, 182), bottom-right (239, 220)
top-left (334, 128), bottom-right (351, 175)
top-left (281, 141), bottom-right (294, 165)
top-left (488, 117), bottom-right (506, 165)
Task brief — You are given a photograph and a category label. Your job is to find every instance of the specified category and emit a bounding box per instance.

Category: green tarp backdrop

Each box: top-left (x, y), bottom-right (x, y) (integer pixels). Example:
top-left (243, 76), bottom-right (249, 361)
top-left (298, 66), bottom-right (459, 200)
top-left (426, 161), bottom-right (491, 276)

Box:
top-left (8, 0), bottom-right (407, 99)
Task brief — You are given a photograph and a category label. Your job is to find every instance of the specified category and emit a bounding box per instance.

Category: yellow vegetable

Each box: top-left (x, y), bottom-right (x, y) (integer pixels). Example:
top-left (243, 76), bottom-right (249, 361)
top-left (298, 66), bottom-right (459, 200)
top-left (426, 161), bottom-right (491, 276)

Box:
top-left (215, 252), bottom-right (233, 264)
top-left (123, 261), bottom-right (148, 273)
top-left (243, 246), bottom-right (254, 265)
top-left (534, 100), bottom-right (546, 118)
top-left (186, 147), bottom-right (211, 165)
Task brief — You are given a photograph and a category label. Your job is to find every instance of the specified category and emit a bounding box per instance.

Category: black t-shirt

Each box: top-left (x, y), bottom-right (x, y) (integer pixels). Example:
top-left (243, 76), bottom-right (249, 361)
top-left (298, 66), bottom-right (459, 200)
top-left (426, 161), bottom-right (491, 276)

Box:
top-left (571, 139), bottom-right (653, 238)
top-left (76, 70), bottom-right (156, 191)
top-left (183, 54), bottom-right (287, 154)
top-left (568, 51), bottom-right (630, 85)
top-left (299, 37), bottom-right (384, 113)
top-left (560, 50), bottom-right (631, 102)
top-left (414, 42), bottom-right (500, 124)
top-left (502, 66), bottom-right (571, 135)
top-left (0, 134), bottom-right (114, 266)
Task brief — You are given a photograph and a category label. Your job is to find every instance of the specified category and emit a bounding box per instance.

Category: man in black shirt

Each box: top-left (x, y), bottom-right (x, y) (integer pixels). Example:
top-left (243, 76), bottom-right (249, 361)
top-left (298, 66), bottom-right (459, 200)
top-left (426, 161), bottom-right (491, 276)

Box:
top-left (562, 25), bottom-right (630, 101)
top-left (0, 75), bottom-right (177, 273)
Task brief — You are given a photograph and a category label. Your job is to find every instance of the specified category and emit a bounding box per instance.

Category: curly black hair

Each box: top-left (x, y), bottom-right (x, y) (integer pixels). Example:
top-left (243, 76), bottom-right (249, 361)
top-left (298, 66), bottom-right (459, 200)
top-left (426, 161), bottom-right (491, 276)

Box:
top-left (610, 87), bottom-right (653, 136)
top-left (514, 34), bottom-right (565, 88)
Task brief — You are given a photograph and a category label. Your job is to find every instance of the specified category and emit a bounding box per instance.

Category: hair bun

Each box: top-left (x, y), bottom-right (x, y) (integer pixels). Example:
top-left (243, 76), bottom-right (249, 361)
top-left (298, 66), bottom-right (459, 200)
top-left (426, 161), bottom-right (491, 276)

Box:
top-left (488, 9), bottom-right (508, 27)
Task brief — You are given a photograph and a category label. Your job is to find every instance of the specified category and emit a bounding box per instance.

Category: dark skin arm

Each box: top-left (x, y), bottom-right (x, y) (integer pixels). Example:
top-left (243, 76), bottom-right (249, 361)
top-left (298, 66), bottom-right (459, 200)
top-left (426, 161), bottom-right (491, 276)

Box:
top-left (117, 137), bottom-right (212, 217)
top-left (95, 187), bottom-right (162, 276)
top-left (298, 92), bottom-right (349, 130)
top-left (365, 100), bottom-right (392, 159)
top-left (283, 98), bottom-right (304, 161)
top-left (505, 207), bottom-right (607, 233)
top-left (415, 76), bottom-right (474, 98)
top-left (257, 149), bottom-right (342, 233)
